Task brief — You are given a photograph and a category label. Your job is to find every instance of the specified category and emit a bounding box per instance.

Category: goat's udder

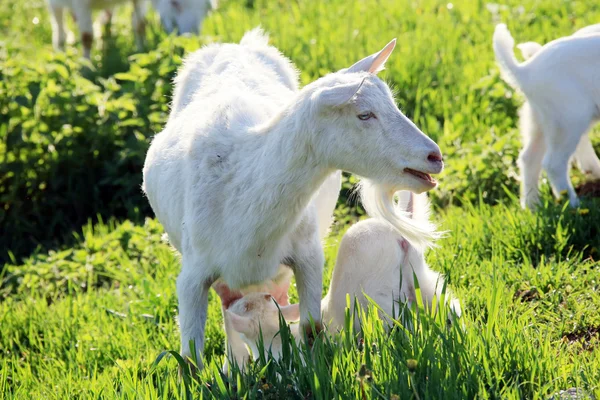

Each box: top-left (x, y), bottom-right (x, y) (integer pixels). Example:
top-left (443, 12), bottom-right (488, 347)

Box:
top-left (213, 282), bottom-right (244, 309)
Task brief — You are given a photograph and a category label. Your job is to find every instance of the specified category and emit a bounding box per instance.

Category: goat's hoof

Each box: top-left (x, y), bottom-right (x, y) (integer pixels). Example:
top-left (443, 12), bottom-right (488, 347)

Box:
top-left (569, 198), bottom-right (580, 208)
top-left (178, 357), bottom-right (201, 382)
top-left (303, 321), bottom-right (324, 347)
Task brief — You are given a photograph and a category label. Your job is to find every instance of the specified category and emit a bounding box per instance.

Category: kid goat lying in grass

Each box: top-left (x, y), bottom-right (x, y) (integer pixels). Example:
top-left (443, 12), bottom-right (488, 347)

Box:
top-left (143, 28), bottom-right (444, 370)
top-left (493, 23), bottom-right (600, 209)
top-left (223, 191), bottom-right (462, 364)
top-left (47, 0), bottom-right (216, 58)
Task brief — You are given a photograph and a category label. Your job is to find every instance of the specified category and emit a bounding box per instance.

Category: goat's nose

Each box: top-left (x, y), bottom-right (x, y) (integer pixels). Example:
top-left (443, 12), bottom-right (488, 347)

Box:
top-left (427, 152), bottom-right (443, 163)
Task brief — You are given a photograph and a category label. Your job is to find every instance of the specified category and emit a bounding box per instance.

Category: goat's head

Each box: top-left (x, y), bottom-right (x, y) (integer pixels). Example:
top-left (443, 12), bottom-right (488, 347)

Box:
top-left (305, 39), bottom-right (443, 194)
top-left (226, 293), bottom-right (299, 361)
top-left (151, 0), bottom-right (211, 35)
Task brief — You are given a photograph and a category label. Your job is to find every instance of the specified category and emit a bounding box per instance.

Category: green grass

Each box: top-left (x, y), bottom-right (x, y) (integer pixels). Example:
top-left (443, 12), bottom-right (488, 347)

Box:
top-left (2, 0), bottom-right (600, 398)
top-left (2, 201), bottom-right (600, 398)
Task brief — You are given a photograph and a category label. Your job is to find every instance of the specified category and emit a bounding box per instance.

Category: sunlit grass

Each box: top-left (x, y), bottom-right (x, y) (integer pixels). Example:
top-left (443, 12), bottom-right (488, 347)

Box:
top-left (2, 0), bottom-right (600, 398)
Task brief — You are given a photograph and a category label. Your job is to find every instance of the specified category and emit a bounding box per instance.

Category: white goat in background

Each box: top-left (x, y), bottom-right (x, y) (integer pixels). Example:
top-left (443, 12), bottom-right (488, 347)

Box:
top-left (224, 191), bottom-right (461, 363)
top-left (152, 0), bottom-right (217, 36)
top-left (143, 28), bottom-right (444, 368)
top-left (493, 23), bottom-right (600, 209)
top-left (47, 0), bottom-right (216, 58)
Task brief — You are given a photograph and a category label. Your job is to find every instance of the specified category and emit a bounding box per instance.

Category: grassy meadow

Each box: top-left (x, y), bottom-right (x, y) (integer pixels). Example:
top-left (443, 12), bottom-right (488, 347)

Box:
top-left (1, 0), bottom-right (600, 398)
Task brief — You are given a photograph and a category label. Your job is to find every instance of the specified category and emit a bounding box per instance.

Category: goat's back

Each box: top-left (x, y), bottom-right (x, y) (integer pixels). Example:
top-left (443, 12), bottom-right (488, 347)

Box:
top-left (170, 28), bottom-right (298, 120)
top-left (323, 219), bottom-right (408, 329)
top-left (323, 192), bottom-right (434, 330)
top-left (520, 34), bottom-right (600, 104)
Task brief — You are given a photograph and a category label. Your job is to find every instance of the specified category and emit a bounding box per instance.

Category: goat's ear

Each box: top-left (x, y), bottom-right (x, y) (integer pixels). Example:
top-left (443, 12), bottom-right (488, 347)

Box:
top-left (314, 79), bottom-right (365, 108)
top-left (226, 310), bottom-right (254, 335)
top-left (516, 41), bottom-right (542, 60)
top-left (343, 39), bottom-right (396, 74)
top-left (279, 304), bottom-right (300, 322)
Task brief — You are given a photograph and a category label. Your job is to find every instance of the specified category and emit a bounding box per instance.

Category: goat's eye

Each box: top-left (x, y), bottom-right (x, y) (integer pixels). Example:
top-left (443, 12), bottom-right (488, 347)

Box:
top-left (357, 112), bottom-right (375, 121)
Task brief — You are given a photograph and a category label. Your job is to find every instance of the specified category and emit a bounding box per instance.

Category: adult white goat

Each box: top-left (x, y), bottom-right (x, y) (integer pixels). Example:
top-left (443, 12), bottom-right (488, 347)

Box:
top-left (493, 23), bottom-right (600, 209)
top-left (47, 0), bottom-right (216, 58)
top-left (142, 28), bottom-right (444, 368)
top-left (224, 191), bottom-right (461, 363)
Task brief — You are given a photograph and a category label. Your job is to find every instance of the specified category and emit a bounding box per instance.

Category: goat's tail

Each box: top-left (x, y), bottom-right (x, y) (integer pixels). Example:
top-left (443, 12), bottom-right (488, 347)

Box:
top-left (493, 24), bottom-right (524, 90)
top-left (359, 180), bottom-right (442, 250)
top-left (240, 27), bottom-right (270, 48)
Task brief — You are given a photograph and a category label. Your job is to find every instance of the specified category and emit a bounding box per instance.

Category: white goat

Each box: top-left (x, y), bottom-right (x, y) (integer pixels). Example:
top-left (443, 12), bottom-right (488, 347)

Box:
top-left (224, 191), bottom-right (461, 363)
top-left (493, 23), bottom-right (600, 209)
top-left (47, 0), bottom-right (216, 58)
top-left (152, 0), bottom-right (217, 36)
top-left (142, 28), bottom-right (444, 368)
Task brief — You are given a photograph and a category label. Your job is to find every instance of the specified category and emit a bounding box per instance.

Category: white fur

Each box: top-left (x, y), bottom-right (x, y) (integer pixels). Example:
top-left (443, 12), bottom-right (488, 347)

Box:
top-left (225, 192), bottom-right (461, 363)
top-left (151, 0), bottom-right (216, 36)
top-left (142, 29), bottom-right (443, 367)
top-left (493, 23), bottom-right (600, 209)
top-left (46, 0), bottom-right (215, 58)
top-left (322, 192), bottom-right (461, 331)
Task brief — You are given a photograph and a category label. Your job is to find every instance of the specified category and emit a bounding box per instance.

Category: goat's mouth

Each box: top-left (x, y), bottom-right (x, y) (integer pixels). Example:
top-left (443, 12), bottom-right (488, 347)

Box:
top-left (404, 168), bottom-right (437, 185)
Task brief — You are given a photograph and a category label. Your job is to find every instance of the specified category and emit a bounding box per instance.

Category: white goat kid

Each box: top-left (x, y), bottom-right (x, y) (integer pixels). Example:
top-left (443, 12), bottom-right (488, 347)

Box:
top-left (47, 0), bottom-right (215, 59)
top-left (143, 29), bottom-right (443, 368)
top-left (516, 24), bottom-right (600, 196)
top-left (322, 191), bottom-right (461, 331)
top-left (225, 192), bottom-right (461, 363)
top-left (493, 24), bottom-right (600, 209)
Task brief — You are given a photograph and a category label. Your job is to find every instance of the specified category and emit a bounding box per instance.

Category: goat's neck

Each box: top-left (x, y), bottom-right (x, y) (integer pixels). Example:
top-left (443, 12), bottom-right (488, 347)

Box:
top-left (249, 104), bottom-right (332, 225)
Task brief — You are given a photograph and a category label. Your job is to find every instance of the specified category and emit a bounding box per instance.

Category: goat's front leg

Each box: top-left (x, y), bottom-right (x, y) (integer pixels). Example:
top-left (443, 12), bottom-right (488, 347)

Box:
top-left (177, 259), bottom-right (211, 373)
top-left (542, 120), bottom-right (585, 208)
top-left (286, 238), bottom-right (324, 345)
top-left (518, 103), bottom-right (546, 209)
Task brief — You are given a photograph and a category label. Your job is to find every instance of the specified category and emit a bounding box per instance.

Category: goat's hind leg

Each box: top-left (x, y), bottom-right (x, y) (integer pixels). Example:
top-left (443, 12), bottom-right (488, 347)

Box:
top-left (518, 103), bottom-right (546, 209)
top-left (177, 256), bottom-right (212, 373)
top-left (71, 6), bottom-right (94, 58)
top-left (574, 134), bottom-right (600, 179)
top-left (542, 119), bottom-right (586, 208)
